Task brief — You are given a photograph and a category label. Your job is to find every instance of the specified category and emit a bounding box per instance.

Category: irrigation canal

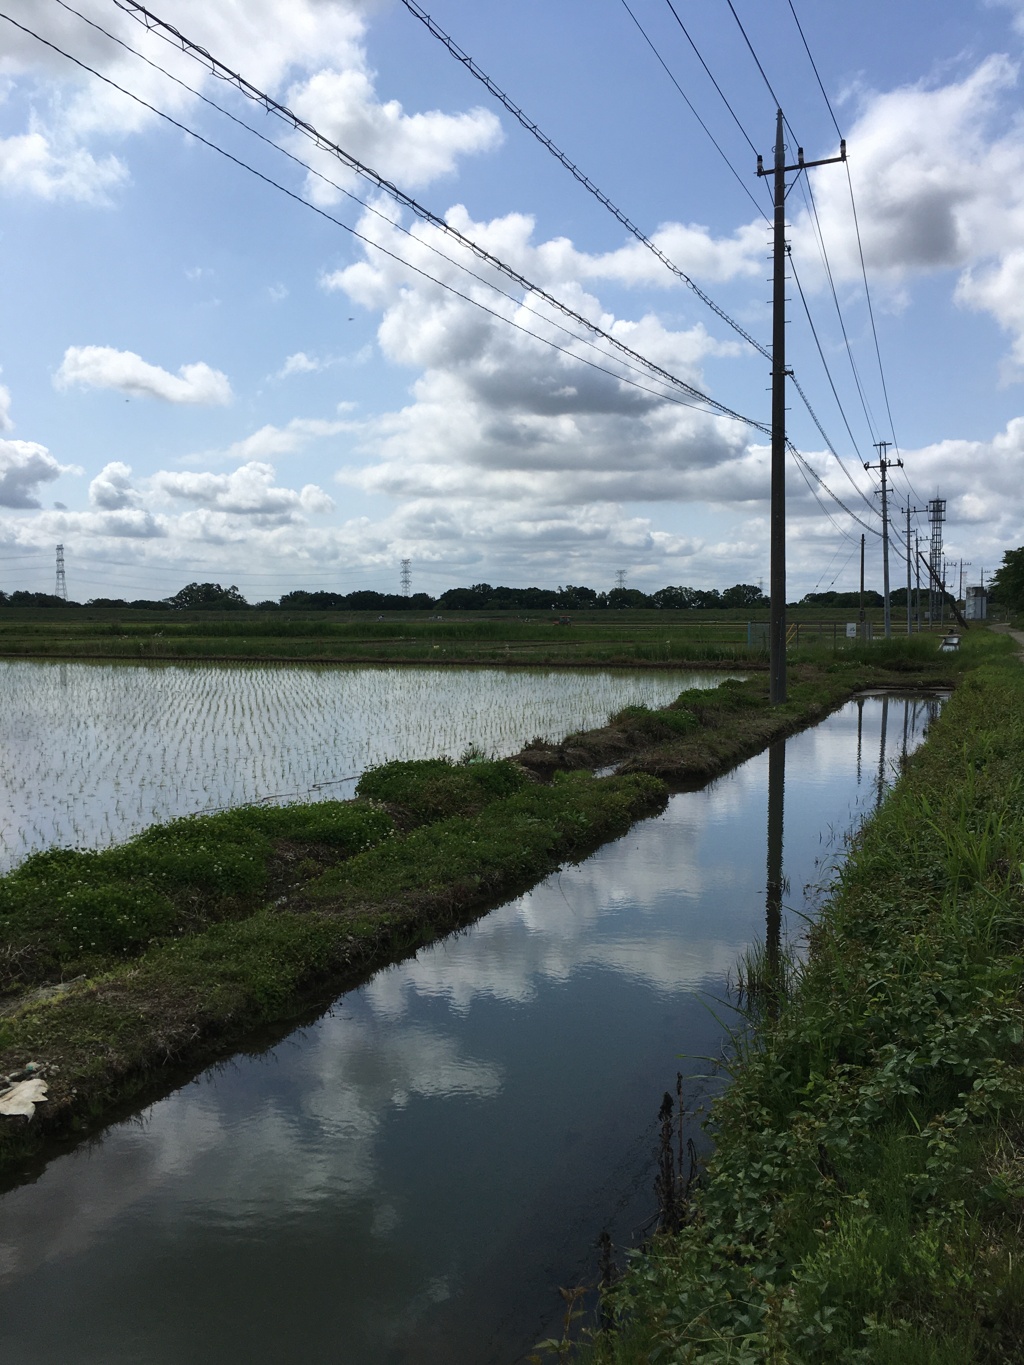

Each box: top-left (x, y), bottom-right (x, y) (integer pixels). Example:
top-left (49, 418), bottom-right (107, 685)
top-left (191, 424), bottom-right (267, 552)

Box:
top-left (0, 693), bottom-right (940, 1363)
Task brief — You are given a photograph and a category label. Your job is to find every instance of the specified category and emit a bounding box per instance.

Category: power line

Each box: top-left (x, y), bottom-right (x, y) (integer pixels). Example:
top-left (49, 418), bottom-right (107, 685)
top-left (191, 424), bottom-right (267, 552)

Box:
top-left (724, 0), bottom-right (783, 115)
top-left (787, 251), bottom-right (877, 512)
top-left (10, 7), bottom-right (766, 435)
top-left (788, 444), bottom-right (881, 538)
top-left (785, 0), bottom-right (842, 139)
top-left (56, 0), bottom-right (750, 422)
top-left (796, 173), bottom-right (881, 446)
top-left (845, 163), bottom-right (901, 455)
top-left (393, 0), bottom-right (773, 361)
top-left (616, 0), bottom-right (769, 222)
top-left (661, 0), bottom-right (761, 158)
top-left (100, 0), bottom-right (767, 430)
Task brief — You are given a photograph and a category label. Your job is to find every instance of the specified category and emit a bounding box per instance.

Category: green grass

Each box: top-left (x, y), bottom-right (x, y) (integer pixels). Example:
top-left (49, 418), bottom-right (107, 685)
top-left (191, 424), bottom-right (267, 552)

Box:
top-left (580, 653), bottom-right (1024, 1363)
top-left (0, 604), bottom-right (987, 667)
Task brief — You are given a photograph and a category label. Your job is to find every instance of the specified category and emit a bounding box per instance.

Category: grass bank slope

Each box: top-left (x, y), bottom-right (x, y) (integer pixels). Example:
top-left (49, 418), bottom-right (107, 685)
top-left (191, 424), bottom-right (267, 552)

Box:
top-left (584, 654), bottom-right (1024, 1363)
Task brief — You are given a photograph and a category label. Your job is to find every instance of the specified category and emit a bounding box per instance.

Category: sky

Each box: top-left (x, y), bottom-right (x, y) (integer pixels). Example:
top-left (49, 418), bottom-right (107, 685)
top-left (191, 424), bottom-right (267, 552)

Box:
top-left (2, 0), bottom-right (1023, 604)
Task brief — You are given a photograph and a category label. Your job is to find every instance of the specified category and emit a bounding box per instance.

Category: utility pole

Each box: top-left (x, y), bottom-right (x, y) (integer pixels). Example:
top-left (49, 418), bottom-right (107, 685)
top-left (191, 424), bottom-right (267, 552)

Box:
top-left (903, 505), bottom-right (926, 635)
top-left (54, 544), bottom-right (67, 602)
top-left (864, 441), bottom-right (902, 638)
top-left (859, 533), bottom-right (865, 634)
top-left (914, 533), bottom-right (922, 630)
top-left (957, 558), bottom-right (971, 603)
top-left (757, 112), bottom-right (845, 702)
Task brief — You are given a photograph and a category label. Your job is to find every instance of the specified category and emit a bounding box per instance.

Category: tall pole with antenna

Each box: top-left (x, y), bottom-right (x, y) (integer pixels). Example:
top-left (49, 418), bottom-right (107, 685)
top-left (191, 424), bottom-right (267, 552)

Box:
top-left (757, 113), bottom-right (846, 702)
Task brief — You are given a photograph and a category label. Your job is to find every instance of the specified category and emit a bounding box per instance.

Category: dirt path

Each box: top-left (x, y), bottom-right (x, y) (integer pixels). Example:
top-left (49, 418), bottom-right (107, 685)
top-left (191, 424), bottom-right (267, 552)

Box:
top-left (989, 622), bottom-right (1024, 659)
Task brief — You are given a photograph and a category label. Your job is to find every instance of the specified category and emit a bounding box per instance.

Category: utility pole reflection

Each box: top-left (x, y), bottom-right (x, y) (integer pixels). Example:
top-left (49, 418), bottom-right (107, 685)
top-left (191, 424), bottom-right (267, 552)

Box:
top-left (765, 738), bottom-right (785, 997)
top-left (876, 695), bottom-right (890, 810)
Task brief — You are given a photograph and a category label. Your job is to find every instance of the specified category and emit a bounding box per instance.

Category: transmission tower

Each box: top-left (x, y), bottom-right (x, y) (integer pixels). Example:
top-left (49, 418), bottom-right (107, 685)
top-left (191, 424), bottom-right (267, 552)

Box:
top-left (615, 569), bottom-right (627, 591)
top-left (400, 558), bottom-right (411, 597)
top-left (927, 499), bottom-right (946, 624)
top-left (54, 544), bottom-right (67, 601)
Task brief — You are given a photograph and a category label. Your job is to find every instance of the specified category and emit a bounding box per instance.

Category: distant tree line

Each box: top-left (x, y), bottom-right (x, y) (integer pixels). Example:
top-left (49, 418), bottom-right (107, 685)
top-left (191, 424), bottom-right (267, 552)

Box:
top-left (0, 573), bottom-right (974, 612)
top-left (0, 580), bottom-right (773, 611)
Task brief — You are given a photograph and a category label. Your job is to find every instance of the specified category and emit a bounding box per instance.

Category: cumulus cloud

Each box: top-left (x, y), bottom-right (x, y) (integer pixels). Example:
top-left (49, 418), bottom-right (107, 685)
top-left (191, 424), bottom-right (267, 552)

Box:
top-left (55, 346), bottom-right (232, 405)
top-left (0, 439), bottom-right (78, 508)
top-left (151, 461), bottom-right (334, 520)
top-left (286, 69), bottom-right (501, 204)
top-left (89, 461), bottom-right (141, 511)
top-left (189, 417), bottom-right (353, 466)
top-left (0, 0), bottom-right (497, 206)
top-left (277, 351), bottom-right (323, 378)
top-left (0, 382), bottom-right (12, 433)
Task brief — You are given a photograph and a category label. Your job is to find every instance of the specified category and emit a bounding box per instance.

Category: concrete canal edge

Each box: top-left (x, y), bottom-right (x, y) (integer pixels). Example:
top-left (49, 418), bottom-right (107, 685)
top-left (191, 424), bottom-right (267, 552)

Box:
top-left (0, 655), bottom-right (965, 1185)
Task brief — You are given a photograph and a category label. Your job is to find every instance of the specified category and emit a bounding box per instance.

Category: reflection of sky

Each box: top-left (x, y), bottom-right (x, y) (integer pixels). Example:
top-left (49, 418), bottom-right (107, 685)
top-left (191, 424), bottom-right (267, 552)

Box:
top-left (0, 695), bottom-right (937, 1365)
top-left (0, 662), bottom-right (736, 871)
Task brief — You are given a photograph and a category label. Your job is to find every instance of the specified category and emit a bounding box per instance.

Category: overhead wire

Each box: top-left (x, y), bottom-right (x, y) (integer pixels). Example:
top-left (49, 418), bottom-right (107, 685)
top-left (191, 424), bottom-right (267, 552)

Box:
top-left (661, 0), bottom-right (761, 158)
top-left (787, 250), bottom-right (878, 513)
top-left (616, 0), bottom-right (770, 222)
top-left (780, 0), bottom-right (920, 511)
top-left (391, 0), bottom-right (773, 360)
top-left (784, 0), bottom-right (841, 139)
top-left (12, 5), bottom-right (768, 435)
top-left (53, 0), bottom-right (759, 429)
top-left (723, 0), bottom-right (785, 122)
top-left (100, 0), bottom-right (767, 430)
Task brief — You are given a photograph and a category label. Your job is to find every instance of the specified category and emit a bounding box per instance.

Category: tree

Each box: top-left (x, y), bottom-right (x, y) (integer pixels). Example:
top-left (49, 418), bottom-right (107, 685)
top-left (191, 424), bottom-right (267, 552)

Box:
top-left (721, 583), bottom-right (767, 609)
top-left (166, 582), bottom-right (249, 610)
top-left (989, 546), bottom-right (1024, 612)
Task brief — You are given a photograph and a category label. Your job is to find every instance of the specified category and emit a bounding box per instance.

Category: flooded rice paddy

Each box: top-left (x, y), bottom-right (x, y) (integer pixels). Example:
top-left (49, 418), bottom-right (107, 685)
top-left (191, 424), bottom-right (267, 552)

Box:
top-left (0, 693), bottom-right (940, 1364)
top-left (0, 661), bottom-right (736, 871)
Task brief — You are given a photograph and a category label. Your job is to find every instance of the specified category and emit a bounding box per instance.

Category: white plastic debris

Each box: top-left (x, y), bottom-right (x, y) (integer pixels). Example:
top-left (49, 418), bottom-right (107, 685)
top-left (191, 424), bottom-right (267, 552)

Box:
top-left (0, 1078), bottom-right (48, 1119)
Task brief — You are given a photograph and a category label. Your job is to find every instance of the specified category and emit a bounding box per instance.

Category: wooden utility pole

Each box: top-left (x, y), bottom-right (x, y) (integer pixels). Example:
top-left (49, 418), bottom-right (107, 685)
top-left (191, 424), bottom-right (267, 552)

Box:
top-left (758, 113), bottom-right (845, 702)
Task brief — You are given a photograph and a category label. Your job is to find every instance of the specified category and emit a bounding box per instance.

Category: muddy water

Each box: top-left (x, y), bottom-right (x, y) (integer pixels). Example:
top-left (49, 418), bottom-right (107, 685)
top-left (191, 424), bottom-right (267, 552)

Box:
top-left (0, 695), bottom-right (939, 1364)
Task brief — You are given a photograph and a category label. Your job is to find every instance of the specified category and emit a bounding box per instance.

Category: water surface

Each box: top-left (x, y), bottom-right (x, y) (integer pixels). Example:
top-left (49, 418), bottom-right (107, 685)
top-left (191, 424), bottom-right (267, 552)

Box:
top-left (0, 661), bottom-right (734, 870)
top-left (0, 694), bottom-right (939, 1363)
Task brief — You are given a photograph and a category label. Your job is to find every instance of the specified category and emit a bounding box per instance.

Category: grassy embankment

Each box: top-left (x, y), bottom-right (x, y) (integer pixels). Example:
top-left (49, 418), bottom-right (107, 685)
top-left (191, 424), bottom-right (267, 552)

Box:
top-left (0, 635), bottom-right (966, 1182)
top-left (0, 605), bottom-right (918, 667)
top-left (577, 638), bottom-right (1024, 1363)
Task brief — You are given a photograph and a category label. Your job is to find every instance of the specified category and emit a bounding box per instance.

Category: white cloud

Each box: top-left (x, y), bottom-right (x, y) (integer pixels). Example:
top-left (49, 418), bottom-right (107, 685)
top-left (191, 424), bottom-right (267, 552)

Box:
top-left (190, 417), bottom-right (352, 465)
top-left (0, 0), bottom-right (497, 206)
top-left (0, 130), bottom-right (128, 205)
top-left (151, 461), bottom-right (334, 520)
top-left (0, 439), bottom-right (78, 508)
top-left (55, 346), bottom-right (232, 405)
top-left (277, 351), bottom-right (323, 377)
top-left (286, 71), bottom-right (501, 205)
top-left (0, 382), bottom-right (12, 433)
top-left (89, 461), bottom-right (141, 511)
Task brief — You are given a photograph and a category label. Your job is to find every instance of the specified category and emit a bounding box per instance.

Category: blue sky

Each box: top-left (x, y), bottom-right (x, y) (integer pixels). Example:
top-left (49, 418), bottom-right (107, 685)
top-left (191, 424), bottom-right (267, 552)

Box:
top-left (2, 0), bottom-right (1023, 603)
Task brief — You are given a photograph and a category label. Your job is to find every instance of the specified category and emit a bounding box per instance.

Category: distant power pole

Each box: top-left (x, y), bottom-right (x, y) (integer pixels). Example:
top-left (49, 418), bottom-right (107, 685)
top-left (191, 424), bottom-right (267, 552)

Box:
top-left (864, 441), bottom-right (902, 638)
top-left (757, 110), bottom-right (846, 702)
top-left (615, 569), bottom-right (627, 591)
top-left (400, 558), bottom-right (411, 597)
top-left (55, 544), bottom-right (67, 601)
top-left (904, 505), bottom-right (926, 634)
